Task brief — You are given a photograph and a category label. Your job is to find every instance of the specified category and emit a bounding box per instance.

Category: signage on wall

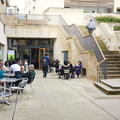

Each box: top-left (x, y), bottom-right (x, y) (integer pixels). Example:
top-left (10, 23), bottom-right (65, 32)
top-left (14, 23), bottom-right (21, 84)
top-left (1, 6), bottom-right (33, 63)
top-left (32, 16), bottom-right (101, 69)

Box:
top-left (8, 50), bottom-right (15, 61)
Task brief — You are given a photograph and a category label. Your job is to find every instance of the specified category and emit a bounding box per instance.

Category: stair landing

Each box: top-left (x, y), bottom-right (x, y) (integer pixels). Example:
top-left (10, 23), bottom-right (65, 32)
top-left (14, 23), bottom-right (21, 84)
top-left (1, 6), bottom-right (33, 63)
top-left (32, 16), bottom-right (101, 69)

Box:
top-left (94, 79), bottom-right (120, 95)
top-left (101, 79), bottom-right (120, 89)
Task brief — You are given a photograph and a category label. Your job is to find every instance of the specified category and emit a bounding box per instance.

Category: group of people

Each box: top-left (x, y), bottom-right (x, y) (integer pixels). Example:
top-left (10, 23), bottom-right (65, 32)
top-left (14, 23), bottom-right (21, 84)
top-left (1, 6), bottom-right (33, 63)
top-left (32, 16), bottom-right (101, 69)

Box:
top-left (41, 55), bottom-right (83, 79)
top-left (0, 59), bottom-right (35, 86)
top-left (53, 60), bottom-right (82, 79)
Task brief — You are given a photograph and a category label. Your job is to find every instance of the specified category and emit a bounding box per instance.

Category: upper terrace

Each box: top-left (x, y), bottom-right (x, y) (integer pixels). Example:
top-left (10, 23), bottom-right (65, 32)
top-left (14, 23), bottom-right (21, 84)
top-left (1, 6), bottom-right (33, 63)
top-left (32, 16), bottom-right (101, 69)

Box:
top-left (1, 14), bottom-right (67, 26)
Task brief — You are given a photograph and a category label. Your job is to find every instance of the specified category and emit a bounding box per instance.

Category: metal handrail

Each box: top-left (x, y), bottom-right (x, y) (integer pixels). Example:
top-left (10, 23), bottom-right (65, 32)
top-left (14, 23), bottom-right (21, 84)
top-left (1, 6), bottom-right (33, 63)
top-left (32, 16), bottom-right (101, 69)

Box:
top-left (96, 58), bottom-right (108, 82)
top-left (96, 58), bottom-right (108, 66)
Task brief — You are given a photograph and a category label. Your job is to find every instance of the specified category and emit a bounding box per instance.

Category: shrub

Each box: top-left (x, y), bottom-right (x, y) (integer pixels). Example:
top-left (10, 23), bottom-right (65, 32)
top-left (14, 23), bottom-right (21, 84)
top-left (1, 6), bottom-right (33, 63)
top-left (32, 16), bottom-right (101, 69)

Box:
top-left (96, 16), bottom-right (120, 23)
top-left (114, 26), bottom-right (120, 31)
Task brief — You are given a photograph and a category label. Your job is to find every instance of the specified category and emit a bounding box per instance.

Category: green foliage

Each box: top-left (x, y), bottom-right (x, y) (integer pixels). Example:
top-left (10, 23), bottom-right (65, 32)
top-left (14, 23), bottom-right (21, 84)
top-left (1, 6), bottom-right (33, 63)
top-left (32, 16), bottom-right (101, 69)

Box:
top-left (114, 26), bottom-right (120, 31)
top-left (96, 16), bottom-right (120, 23)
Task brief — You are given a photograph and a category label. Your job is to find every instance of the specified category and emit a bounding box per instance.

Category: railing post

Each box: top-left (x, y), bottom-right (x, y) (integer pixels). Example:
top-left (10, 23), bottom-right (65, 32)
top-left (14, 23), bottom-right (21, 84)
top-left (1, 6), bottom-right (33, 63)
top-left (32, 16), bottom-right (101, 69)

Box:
top-left (104, 61), bottom-right (107, 79)
top-left (97, 65), bottom-right (99, 82)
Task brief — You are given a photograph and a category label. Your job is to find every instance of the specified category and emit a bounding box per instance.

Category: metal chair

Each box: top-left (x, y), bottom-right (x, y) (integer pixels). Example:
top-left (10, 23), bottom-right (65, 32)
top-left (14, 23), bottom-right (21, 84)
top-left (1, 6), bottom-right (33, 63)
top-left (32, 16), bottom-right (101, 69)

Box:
top-left (28, 75), bottom-right (35, 93)
top-left (0, 86), bottom-right (12, 105)
top-left (10, 78), bottom-right (28, 93)
top-left (11, 78), bottom-right (28, 120)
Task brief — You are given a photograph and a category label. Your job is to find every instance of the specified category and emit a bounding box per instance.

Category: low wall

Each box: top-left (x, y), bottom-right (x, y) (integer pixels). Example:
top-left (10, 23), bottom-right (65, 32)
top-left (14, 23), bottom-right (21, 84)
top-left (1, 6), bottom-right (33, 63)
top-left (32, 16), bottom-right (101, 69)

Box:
top-left (80, 51), bottom-right (98, 82)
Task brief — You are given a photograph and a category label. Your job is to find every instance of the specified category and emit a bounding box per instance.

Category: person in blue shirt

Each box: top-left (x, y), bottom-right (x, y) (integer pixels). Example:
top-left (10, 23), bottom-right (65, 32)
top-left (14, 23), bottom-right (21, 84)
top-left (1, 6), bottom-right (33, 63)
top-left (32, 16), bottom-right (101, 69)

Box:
top-left (43, 54), bottom-right (50, 66)
top-left (42, 54), bottom-right (50, 77)
top-left (0, 65), bottom-right (4, 78)
top-left (0, 65), bottom-right (4, 86)
top-left (87, 19), bottom-right (95, 34)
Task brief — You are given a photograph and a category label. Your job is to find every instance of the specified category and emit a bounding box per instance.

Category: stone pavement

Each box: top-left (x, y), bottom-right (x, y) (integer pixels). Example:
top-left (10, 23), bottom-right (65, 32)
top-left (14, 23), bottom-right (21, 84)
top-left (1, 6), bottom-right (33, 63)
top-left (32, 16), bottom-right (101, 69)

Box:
top-left (0, 70), bottom-right (120, 120)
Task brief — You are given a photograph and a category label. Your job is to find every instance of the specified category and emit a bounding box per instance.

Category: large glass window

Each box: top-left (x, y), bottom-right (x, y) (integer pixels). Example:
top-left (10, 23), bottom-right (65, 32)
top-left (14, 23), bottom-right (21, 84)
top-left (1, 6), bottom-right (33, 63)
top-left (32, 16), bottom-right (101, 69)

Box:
top-left (7, 38), bottom-right (54, 69)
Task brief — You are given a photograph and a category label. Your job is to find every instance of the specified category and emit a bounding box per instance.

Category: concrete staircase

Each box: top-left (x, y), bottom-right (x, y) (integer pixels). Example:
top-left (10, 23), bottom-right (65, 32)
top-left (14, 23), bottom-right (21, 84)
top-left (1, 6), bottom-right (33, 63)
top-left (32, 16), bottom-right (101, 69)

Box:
top-left (95, 36), bottom-right (120, 79)
top-left (62, 22), bottom-right (120, 95)
top-left (94, 36), bottom-right (120, 94)
top-left (95, 79), bottom-right (120, 95)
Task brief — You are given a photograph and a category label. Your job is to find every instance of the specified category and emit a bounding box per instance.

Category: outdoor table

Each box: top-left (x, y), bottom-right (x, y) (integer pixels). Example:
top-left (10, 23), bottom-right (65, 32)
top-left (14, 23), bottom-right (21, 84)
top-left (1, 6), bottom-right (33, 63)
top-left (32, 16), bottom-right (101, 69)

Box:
top-left (0, 78), bottom-right (18, 92)
top-left (0, 78), bottom-right (18, 105)
top-left (4, 73), bottom-right (15, 78)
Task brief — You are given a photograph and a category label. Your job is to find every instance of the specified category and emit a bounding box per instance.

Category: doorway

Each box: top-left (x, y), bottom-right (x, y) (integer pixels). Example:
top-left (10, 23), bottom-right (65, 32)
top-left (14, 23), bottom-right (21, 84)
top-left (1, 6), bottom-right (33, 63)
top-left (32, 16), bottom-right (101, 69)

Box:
top-left (39, 48), bottom-right (45, 69)
top-left (22, 48), bottom-right (45, 69)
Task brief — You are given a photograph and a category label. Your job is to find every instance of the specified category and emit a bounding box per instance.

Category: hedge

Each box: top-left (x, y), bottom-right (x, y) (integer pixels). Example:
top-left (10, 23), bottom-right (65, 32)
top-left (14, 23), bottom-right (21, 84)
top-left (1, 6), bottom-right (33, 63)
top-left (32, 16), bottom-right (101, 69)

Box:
top-left (114, 26), bottom-right (120, 31)
top-left (96, 16), bottom-right (120, 23)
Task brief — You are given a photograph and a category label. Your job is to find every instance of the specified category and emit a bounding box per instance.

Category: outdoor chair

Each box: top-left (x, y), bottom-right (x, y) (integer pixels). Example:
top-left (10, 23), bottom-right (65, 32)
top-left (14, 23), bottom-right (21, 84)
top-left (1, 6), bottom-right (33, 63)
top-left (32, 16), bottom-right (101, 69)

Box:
top-left (11, 78), bottom-right (28, 120)
top-left (27, 75), bottom-right (35, 93)
top-left (0, 86), bottom-right (12, 105)
top-left (10, 78), bottom-right (28, 94)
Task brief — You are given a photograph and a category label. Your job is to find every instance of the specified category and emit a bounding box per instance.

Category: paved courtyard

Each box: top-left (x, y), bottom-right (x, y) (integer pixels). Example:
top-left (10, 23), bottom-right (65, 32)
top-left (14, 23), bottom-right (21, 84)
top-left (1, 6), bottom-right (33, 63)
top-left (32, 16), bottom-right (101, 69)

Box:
top-left (0, 70), bottom-right (120, 120)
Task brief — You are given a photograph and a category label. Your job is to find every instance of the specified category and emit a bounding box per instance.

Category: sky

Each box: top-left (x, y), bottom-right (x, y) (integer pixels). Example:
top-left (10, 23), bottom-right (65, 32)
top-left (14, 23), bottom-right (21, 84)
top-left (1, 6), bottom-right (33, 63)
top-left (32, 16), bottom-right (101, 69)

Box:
top-left (10, 0), bottom-right (25, 13)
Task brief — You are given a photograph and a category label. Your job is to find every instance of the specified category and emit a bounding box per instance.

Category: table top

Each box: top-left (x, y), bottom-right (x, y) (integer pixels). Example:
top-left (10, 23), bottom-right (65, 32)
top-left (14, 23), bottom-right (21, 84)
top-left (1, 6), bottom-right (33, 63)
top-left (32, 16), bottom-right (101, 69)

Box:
top-left (4, 73), bottom-right (15, 77)
top-left (0, 78), bottom-right (18, 82)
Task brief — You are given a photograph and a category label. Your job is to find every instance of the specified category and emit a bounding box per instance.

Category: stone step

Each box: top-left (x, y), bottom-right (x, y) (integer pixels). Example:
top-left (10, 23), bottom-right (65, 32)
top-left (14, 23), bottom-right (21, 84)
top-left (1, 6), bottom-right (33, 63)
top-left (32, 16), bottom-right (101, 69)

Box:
top-left (106, 61), bottom-right (120, 64)
top-left (103, 51), bottom-right (119, 53)
top-left (104, 53), bottom-right (120, 55)
top-left (106, 71), bottom-right (120, 74)
top-left (101, 79), bottom-right (120, 89)
top-left (106, 67), bottom-right (120, 70)
top-left (97, 41), bottom-right (106, 44)
top-left (107, 58), bottom-right (120, 61)
top-left (97, 43), bottom-right (106, 46)
top-left (106, 64), bottom-right (120, 67)
top-left (105, 55), bottom-right (120, 58)
top-left (99, 45), bottom-right (107, 48)
top-left (94, 82), bottom-right (120, 95)
top-left (107, 76), bottom-right (120, 79)
top-left (106, 74), bottom-right (120, 78)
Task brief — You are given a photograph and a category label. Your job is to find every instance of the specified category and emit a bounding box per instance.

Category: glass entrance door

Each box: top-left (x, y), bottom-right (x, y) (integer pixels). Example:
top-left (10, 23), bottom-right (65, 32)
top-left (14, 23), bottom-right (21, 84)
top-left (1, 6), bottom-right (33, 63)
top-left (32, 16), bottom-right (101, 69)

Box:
top-left (31, 48), bottom-right (39, 69)
top-left (39, 48), bottom-right (45, 70)
top-left (23, 48), bottom-right (31, 63)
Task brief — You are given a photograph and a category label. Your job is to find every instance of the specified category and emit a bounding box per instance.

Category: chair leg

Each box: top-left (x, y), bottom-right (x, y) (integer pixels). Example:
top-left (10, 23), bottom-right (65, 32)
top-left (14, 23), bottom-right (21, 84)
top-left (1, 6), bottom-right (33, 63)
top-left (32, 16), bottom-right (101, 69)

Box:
top-left (30, 84), bottom-right (35, 94)
top-left (12, 92), bottom-right (19, 120)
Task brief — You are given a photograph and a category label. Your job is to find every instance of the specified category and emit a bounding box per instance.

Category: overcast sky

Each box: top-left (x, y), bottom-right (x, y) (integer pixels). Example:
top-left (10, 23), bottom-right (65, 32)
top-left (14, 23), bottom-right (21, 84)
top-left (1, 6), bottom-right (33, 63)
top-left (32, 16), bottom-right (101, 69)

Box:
top-left (10, 0), bottom-right (25, 12)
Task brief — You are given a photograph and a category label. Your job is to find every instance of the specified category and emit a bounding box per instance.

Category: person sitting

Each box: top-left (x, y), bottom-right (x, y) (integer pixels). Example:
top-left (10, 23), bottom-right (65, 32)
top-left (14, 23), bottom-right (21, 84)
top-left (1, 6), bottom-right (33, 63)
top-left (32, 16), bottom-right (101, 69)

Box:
top-left (23, 64), bottom-right (35, 84)
top-left (10, 60), bottom-right (23, 86)
top-left (75, 61), bottom-right (82, 77)
top-left (0, 65), bottom-right (4, 86)
top-left (24, 59), bottom-right (28, 71)
top-left (87, 19), bottom-right (95, 34)
top-left (0, 60), bottom-right (9, 73)
top-left (10, 60), bottom-right (22, 78)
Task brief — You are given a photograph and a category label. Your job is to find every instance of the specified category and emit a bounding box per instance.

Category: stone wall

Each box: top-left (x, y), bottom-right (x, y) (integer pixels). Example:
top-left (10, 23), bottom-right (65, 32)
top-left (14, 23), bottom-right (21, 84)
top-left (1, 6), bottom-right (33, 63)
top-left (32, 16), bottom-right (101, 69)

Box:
top-left (80, 51), bottom-right (98, 81)
top-left (0, 1), bottom-right (5, 13)
top-left (0, 21), bottom-right (7, 60)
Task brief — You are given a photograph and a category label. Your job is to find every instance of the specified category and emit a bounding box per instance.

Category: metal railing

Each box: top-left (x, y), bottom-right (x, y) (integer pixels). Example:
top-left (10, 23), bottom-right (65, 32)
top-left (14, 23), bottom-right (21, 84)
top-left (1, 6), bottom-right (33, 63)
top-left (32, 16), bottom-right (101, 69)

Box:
top-left (62, 22), bottom-right (108, 80)
top-left (96, 58), bottom-right (108, 82)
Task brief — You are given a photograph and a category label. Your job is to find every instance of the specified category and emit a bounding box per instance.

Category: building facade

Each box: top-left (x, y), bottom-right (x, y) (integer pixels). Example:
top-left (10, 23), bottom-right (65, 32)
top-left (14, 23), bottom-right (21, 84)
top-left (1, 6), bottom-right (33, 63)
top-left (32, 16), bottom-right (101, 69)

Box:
top-left (65, 0), bottom-right (114, 13)
top-left (114, 0), bottom-right (120, 12)
top-left (0, 0), bottom-right (9, 60)
top-left (24, 0), bottom-right (64, 14)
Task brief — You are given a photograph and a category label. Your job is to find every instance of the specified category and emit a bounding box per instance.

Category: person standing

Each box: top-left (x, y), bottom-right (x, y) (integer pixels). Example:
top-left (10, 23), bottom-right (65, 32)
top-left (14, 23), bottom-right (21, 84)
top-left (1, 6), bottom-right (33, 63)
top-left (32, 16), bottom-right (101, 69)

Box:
top-left (87, 19), bottom-right (95, 34)
top-left (75, 61), bottom-right (82, 78)
top-left (42, 59), bottom-right (48, 78)
top-left (43, 54), bottom-right (50, 67)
